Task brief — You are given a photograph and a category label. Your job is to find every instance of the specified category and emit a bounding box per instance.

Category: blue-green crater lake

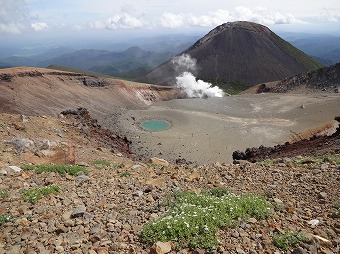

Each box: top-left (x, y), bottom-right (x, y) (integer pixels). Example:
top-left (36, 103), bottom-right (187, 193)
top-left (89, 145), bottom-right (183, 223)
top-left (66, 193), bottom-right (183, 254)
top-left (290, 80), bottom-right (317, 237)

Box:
top-left (140, 119), bottom-right (171, 131)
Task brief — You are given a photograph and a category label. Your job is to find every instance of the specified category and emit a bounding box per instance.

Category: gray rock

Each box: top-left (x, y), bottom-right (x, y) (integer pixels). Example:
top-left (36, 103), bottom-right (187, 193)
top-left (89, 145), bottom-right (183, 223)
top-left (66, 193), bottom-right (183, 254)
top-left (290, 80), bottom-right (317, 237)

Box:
top-left (236, 247), bottom-right (246, 254)
top-left (62, 210), bottom-right (72, 221)
top-left (71, 206), bottom-right (86, 218)
top-left (133, 191), bottom-right (143, 197)
top-left (320, 164), bottom-right (328, 170)
top-left (318, 192), bottom-right (327, 199)
top-left (292, 247), bottom-right (307, 254)
top-left (231, 230), bottom-right (240, 238)
top-left (273, 198), bottom-right (284, 206)
top-left (90, 224), bottom-right (101, 234)
top-left (20, 114), bottom-right (29, 123)
top-left (312, 169), bottom-right (321, 174)
top-left (131, 164), bottom-right (142, 169)
top-left (7, 245), bottom-right (21, 254)
top-left (0, 169), bottom-right (8, 175)
top-left (308, 219), bottom-right (320, 228)
top-left (33, 138), bottom-right (50, 150)
top-left (7, 166), bottom-right (22, 172)
top-left (5, 138), bottom-right (35, 153)
top-left (248, 218), bottom-right (257, 224)
top-left (75, 175), bottom-right (90, 181)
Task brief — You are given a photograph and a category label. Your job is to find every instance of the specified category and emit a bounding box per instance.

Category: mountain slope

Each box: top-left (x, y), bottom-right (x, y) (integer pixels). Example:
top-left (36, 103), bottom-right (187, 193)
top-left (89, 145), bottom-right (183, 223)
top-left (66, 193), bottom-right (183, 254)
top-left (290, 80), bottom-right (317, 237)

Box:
top-left (0, 67), bottom-right (177, 117)
top-left (140, 21), bottom-right (322, 89)
top-left (248, 62), bottom-right (340, 93)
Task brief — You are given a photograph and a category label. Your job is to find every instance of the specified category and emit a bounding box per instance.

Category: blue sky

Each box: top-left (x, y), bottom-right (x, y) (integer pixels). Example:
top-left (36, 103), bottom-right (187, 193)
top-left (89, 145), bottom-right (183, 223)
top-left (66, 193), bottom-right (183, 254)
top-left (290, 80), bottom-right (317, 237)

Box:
top-left (1, 0), bottom-right (340, 39)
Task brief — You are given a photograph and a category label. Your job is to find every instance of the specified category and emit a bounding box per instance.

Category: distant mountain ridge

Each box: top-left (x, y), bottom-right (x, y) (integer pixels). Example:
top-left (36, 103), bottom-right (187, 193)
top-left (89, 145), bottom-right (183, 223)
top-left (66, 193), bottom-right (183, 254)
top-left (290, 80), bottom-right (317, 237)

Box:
top-left (287, 35), bottom-right (340, 65)
top-left (38, 46), bottom-right (173, 79)
top-left (0, 47), bottom-right (174, 79)
top-left (140, 21), bottom-right (323, 90)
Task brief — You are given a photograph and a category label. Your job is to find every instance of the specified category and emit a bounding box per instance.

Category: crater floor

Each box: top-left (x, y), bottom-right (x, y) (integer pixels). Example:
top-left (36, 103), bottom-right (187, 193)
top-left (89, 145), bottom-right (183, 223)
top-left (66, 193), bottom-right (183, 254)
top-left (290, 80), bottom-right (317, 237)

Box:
top-left (106, 93), bottom-right (340, 164)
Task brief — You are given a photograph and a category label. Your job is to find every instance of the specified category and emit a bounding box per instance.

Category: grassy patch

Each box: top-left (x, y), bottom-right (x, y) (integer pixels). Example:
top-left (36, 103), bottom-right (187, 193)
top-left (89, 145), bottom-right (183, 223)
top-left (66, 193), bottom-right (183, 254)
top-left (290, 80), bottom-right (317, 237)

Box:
top-left (91, 159), bottom-right (111, 169)
top-left (292, 155), bottom-right (340, 166)
top-left (0, 189), bottom-right (9, 199)
top-left (21, 185), bottom-right (60, 204)
top-left (22, 164), bottom-right (88, 176)
top-left (112, 164), bottom-right (121, 169)
top-left (0, 121), bottom-right (4, 128)
top-left (333, 200), bottom-right (340, 217)
top-left (0, 214), bottom-right (12, 226)
top-left (120, 171), bottom-right (131, 177)
top-left (91, 160), bottom-right (121, 169)
top-left (273, 231), bottom-right (307, 250)
top-left (141, 188), bottom-right (271, 250)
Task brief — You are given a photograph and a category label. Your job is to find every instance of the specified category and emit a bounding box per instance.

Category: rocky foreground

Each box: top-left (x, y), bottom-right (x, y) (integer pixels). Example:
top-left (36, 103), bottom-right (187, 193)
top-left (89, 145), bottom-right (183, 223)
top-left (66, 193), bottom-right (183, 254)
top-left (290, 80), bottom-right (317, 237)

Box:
top-left (0, 113), bottom-right (339, 254)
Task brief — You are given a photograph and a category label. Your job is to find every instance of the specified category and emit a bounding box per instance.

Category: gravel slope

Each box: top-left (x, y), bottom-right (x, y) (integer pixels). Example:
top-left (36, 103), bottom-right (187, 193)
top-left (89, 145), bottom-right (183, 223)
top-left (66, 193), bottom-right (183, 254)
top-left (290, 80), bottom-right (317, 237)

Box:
top-left (0, 113), bottom-right (339, 254)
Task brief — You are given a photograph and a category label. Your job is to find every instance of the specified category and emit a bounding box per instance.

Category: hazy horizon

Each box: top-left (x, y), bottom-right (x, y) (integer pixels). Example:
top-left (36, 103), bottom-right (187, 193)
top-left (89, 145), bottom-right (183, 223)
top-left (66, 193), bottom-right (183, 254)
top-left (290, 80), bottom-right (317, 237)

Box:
top-left (1, 0), bottom-right (340, 59)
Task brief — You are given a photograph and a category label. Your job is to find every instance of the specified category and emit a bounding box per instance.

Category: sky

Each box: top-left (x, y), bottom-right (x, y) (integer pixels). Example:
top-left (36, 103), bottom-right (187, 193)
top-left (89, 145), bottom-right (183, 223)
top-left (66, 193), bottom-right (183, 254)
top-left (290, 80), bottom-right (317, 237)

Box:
top-left (1, 0), bottom-right (340, 45)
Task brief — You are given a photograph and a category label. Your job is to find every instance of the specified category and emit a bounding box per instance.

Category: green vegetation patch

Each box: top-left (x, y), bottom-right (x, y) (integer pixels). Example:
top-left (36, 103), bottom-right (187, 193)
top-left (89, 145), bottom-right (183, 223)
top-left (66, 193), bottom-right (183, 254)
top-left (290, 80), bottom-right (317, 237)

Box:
top-left (141, 188), bottom-right (272, 250)
top-left (91, 160), bottom-right (121, 169)
top-left (273, 231), bottom-right (307, 250)
top-left (21, 185), bottom-right (60, 204)
top-left (0, 189), bottom-right (9, 199)
top-left (91, 159), bottom-right (111, 166)
top-left (0, 214), bottom-right (12, 226)
top-left (120, 171), bottom-right (131, 177)
top-left (22, 164), bottom-right (88, 176)
top-left (147, 163), bottom-right (162, 167)
top-left (0, 121), bottom-right (4, 128)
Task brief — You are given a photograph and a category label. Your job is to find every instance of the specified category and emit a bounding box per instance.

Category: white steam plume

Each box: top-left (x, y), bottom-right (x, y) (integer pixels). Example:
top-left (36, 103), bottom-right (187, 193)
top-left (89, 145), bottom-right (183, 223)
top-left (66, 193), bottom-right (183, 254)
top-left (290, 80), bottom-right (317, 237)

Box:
top-left (173, 54), bottom-right (224, 98)
top-left (176, 72), bottom-right (224, 98)
top-left (172, 54), bottom-right (197, 72)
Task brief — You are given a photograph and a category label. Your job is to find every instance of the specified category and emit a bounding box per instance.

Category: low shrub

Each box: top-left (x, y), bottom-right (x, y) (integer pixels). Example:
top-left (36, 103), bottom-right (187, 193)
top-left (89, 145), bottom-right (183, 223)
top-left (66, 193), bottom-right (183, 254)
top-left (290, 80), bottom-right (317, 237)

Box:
top-left (0, 189), bottom-right (9, 199)
top-left (21, 185), bottom-right (60, 204)
top-left (0, 214), bottom-right (12, 226)
top-left (273, 231), bottom-right (307, 250)
top-left (120, 171), bottom-right (131, 177)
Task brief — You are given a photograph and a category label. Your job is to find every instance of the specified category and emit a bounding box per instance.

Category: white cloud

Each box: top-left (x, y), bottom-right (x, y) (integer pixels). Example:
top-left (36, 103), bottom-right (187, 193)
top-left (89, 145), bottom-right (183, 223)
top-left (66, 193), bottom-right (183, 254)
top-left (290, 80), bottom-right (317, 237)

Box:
top-left (31, 22), bottom-right (48, 31)
top-left (89, 13), bottom-right (145, 30)
top-left (0, 0), bottom-right (29, 34)
top-left (160, 12), bottom-right (184, 28)
top-left (233, 6), bottom-right (303, 25)
top-left (89, 20), bottom-right (106, 29)
top-left (160, 6), bottom-right (304, 28)
top-left (316, 10), bottom-right (340, 23)
top-left (72, 25), bottom-right (82, 31)
top-left (0, 23), bottom-right (23, 34)
top-left (106, 13), bottom-right (144, 29)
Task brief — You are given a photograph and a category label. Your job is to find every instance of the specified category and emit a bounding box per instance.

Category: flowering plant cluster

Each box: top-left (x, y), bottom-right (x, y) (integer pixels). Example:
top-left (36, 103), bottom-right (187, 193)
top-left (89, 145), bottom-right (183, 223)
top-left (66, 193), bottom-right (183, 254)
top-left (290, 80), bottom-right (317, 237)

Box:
top-left (141, 188), bottom-right (272, 250)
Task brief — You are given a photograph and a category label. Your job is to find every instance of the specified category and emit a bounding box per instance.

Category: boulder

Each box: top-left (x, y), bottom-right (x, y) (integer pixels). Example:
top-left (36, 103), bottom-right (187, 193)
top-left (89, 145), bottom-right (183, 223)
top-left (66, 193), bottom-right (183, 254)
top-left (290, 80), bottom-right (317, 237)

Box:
top-left (149, 157), bottom-right (169, 166)
top-left (150, 241), bottom-right (172, 254)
